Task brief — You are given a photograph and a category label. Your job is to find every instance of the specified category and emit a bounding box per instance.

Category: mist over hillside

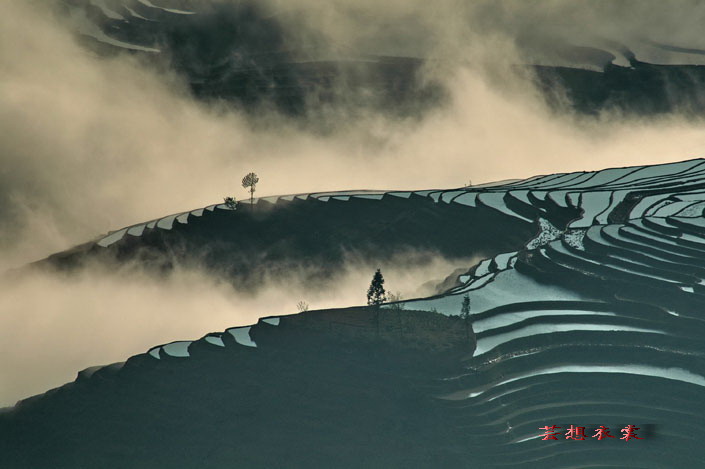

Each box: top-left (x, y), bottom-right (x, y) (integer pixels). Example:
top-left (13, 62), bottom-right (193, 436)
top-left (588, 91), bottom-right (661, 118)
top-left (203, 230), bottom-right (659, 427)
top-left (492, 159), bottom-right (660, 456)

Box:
top-left (6, 1), bottom-right (705, 268)
top-left (3, 1), bottom-right (705, 467)
top-left (3, 159), bottom-right (705, 467)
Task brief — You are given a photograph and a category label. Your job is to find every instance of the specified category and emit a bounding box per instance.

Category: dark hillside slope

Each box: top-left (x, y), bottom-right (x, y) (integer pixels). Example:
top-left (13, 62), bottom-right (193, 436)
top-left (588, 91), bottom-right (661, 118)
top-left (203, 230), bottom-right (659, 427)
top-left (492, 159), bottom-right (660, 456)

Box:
top-left (0, 308), bottom-right (473, 469)
top-left (34, 192), bottom-right (547, 291)
top-left (59, 0), bottom-right (705, 119)
top-left (534, 60), bottom-right (705, 116)
top-left (6, 160), bottom-right (705, 467)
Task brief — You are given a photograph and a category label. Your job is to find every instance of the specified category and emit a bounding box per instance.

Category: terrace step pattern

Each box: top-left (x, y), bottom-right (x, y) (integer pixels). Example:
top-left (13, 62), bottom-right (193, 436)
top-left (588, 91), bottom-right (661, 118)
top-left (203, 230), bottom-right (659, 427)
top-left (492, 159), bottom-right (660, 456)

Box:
top-left (395, 159), bottom-right (705, 466)
top-left (95, 158), bottom-right (705, 251)
top-left (17, 158), bottom-right (705, 467)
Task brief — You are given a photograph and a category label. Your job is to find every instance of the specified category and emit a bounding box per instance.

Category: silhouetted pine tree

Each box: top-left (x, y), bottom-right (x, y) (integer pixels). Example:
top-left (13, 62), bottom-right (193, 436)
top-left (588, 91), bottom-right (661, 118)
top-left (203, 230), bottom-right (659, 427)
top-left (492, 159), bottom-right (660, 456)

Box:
top-left (461, 293), bottom-right (474, 341)
top-left (367, 269), bottom-right (387, 306)
top-left (461, 294), bottom-right (471, 320)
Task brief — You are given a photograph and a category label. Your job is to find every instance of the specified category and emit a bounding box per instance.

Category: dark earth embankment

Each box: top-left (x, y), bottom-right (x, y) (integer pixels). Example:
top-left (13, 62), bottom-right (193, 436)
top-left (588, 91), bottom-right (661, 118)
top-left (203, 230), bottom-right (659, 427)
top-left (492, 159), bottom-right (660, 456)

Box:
top-left (31, 194), bottom-right (554, 293)
top-left (0, 307), bottom-right (474, 468)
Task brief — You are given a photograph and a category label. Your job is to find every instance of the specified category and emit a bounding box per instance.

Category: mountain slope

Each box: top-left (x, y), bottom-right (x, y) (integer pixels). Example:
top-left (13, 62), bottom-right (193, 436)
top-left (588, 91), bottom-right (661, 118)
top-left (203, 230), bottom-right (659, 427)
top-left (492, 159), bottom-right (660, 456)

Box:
top-left (4, 159), bottom-right (705, 467)
top-left (57, 0), bottom-right (705, 118)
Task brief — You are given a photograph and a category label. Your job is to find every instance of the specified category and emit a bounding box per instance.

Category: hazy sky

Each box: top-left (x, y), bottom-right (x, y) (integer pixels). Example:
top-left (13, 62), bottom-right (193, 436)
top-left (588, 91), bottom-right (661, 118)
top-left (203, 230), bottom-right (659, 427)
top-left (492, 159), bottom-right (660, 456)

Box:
top-left (3, 0), bottom-right (705, 406)
top-left (4, 0), bottom-right (705, 267)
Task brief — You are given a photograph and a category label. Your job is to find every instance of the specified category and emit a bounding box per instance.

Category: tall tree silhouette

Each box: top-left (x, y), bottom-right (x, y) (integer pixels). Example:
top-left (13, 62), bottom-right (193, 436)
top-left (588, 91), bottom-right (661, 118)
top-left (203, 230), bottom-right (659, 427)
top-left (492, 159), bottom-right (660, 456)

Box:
top-left (242, 172), bottom-right (259, 211)
top-left (460, 293), bottom-right (474, 342)
top-left (461, 294), bottom-right (471, 320)
top-left (367, 269), bottom-right (387, 306)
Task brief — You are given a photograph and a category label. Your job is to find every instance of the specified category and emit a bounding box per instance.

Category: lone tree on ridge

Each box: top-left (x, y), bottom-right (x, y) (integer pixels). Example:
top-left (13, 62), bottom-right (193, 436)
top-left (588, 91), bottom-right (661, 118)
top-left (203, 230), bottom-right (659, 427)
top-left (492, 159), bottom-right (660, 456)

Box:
top-left (461, 293), bottom-right (471, 321)
top-left (461, 293), bottom-right (474, 341)
top-left (242, 172), bottom-right (259, 210)
top-left (367, 269), bottom-right (387, 306)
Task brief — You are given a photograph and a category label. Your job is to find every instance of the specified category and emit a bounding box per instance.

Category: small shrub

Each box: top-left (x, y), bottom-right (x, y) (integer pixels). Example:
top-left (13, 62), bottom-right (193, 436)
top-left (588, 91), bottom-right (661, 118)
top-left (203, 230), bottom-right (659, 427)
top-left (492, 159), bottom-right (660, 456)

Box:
top-left (388, 291), bottom-right (404, 312)
top-left (223, 196), bottom-right (237, 209)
